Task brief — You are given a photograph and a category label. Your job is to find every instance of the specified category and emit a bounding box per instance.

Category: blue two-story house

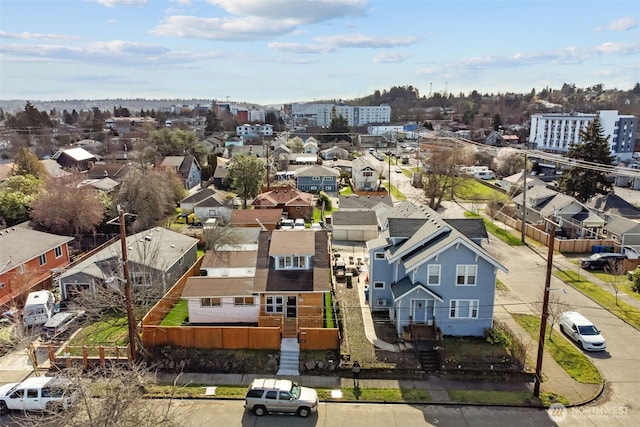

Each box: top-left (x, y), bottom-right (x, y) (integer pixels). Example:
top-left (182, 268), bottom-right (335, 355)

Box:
top-left (296, 165), bottom-right (340, 193)
top-left (366, 208), bottom-right (507, 337)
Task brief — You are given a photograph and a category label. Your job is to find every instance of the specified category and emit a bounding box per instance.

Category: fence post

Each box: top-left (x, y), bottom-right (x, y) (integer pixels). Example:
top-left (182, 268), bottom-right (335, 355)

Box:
top-left (99, 346), bottom-right (105, 368)
top-left (48, 345), bottom-right (55, 364)
top-left (65, 346), bottom-right (72, 368)
top-left (82, 346), bottom-right (88, 368)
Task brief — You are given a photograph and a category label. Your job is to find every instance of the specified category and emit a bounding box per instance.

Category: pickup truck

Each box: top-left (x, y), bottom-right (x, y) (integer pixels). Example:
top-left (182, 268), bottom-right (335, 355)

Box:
top-left (0, 376), bottom-right (77, 415)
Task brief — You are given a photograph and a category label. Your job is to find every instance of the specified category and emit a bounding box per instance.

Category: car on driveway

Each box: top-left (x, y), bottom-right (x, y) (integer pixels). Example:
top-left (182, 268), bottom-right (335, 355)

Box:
top-left (244, 378), bottom-right (318, 418)
top-left (294, 218), bottom-right (306, 230)
top-left (579, 253), bottom-right (627, 270)
top-left (558, 311), bottom-right (606, 351)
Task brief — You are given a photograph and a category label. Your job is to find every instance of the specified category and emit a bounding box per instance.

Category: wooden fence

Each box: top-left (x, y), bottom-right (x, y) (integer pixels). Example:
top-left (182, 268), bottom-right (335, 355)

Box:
top-left (299, 328), bottom-right (340, 350)
top-left (45, 344), bottom-right (131, 369)
top-left (492, 211), bottom-right (616, 253)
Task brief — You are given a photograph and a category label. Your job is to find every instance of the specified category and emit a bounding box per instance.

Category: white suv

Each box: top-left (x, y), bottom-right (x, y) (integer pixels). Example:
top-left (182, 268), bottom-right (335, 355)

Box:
top-left (244, 378), bottom-right (319, 418)
top-left (0, 376), bottom-right (78, 415)
top-left (558, 311), bottom-right (606, 351)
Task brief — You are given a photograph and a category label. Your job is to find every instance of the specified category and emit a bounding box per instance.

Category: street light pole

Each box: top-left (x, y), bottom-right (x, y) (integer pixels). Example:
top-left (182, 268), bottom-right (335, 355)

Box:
top-left (533, 220), bottom-right (557, 397)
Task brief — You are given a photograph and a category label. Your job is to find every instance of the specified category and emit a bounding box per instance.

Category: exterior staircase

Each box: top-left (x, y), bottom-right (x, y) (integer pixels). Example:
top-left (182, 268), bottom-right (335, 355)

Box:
top-left (277, 338), bottom-right (300, 376)
top-left (418, 346), bottom-right (441, 373)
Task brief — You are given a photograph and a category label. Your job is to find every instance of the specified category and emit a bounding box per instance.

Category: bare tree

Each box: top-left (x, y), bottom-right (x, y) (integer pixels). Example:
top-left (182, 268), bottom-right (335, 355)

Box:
top-left (418, 146), bottom-right (468, 210)
top-left (11, 364), bottom-right (181, 427)
top-left (547, 291), bottom-right (571, 341)
top-left (30, 175), bottom-right (105, 237)
top-left (604, 258), bottom-right (628, 306)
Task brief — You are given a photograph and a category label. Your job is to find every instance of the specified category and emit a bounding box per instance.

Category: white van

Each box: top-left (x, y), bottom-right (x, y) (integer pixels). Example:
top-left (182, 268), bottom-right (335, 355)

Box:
top-left (474, 170), bottom-right (496, 180)
top-left (558, 311), bottom-right (606, 351)
top-left (22, 290), bottom-right (56, 328)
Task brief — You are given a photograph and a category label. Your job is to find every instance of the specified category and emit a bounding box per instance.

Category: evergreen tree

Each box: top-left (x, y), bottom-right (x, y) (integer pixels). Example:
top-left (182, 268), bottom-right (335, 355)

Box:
top-left (11, 147), bottom-right (48, 179)
top-left (559, 116), bottom-right (614, 202)
top-left (226, 154), bottom-right (264, 209)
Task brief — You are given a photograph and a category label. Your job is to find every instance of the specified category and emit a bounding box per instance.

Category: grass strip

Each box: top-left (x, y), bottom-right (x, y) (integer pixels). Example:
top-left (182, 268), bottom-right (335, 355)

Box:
top-left (512, 313), bottom-right (601, 384)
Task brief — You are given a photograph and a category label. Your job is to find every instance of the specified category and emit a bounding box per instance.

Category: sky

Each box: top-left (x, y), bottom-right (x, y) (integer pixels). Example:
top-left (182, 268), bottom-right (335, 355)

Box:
top-left (1, 0), bottom-right (639, 106)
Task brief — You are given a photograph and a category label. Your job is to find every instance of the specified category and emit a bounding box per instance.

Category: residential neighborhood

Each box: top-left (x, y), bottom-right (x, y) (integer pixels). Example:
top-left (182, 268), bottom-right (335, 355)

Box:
top-left (1, 88), bottom-right (640, 426)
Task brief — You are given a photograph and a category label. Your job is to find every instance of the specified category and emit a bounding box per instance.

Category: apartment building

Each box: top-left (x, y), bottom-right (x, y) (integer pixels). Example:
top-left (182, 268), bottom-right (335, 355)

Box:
top-left (528, 110), bottom-right (637, 161)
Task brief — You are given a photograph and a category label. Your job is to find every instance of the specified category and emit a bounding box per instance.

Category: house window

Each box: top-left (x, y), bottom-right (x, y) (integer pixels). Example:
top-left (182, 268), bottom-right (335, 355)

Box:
top-left (201, 297), bottom-right (221, 307)
top-left (38, 254), bottom-right (47, 266)
top-left (363, 171), bottom-right (373, 177)
top-left (375, 253), bottom-right (385, 259)
top-left (449, 299), bottom-right (479, 319)
top-left (373, 281), bottom-right (385, 289)
top-left (312, 177), bottom-right (321, 181)
top-left (278, 255), bottom-right (306, 269)
top-left (456, 265), bottom-right (477, 286)
top-left (427, 265), bottom-right (441, 285)
top-left (54, 246), bottom-right (63, 258)
top-left (234, 297), bottom-right (255, 306)
top-left (266, 296), bottom-right (284, 313)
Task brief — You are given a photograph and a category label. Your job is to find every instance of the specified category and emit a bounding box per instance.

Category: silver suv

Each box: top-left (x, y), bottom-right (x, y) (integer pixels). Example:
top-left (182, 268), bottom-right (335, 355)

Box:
top-left (244, 378), bottom-right (319, 418)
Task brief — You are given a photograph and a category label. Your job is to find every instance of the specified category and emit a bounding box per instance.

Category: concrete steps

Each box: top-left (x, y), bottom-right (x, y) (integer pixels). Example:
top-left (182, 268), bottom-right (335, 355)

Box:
top-left (277, 338), bottom-right (300, 376)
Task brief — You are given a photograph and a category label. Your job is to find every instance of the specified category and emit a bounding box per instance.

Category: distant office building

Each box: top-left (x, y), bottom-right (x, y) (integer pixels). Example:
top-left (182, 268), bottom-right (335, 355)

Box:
top-left (528, 110), bottom-right (637, 161)
top-left (287, 103), bottom-right (391, 127)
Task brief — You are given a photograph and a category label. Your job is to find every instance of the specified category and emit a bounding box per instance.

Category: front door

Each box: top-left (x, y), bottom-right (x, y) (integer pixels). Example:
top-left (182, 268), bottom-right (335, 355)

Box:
top-left (426, 300), bottom-right (435, 325)
top-left (410, 299), bottom-right (427, 323)
top-left (286, 296), bottom-right (297, 318)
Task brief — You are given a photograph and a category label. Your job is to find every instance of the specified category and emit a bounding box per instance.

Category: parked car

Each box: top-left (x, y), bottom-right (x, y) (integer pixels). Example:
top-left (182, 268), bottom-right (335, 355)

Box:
top-left (395, 167), bottom-right (402, 173)
top-left (310, 222), bottom-right (322, 231)
top-left (280, 219), bottom-right (294, 230)
top-left (579, 253), bottom-right (627, 270)
top-left (558, 311), bottom-right (606, 351)
top-left (244, 378), bottom-right (319, 418)
top-left (41, 310), bottom-right (85, 341)
top-left (294, 218), bottom-right (306, 230)
top-left (0, 376), bottom-right (78, 415)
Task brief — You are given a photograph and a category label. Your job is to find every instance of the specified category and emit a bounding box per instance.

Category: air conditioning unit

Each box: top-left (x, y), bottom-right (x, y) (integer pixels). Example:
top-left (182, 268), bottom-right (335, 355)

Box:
top-left (376, 299), bottom-right (388, 307)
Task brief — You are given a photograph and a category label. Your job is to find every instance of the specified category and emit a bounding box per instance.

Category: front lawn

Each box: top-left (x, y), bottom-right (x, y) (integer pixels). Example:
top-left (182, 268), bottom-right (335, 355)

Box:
top-left (512, 313), bottom-right (601, 384)
top-left (449, 390), bottom-right (540, 405)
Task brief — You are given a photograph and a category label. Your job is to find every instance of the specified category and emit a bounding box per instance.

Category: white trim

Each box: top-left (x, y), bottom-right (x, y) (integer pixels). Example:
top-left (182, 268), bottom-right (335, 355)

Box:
top-left (449, 299), bottom-right (479, 319)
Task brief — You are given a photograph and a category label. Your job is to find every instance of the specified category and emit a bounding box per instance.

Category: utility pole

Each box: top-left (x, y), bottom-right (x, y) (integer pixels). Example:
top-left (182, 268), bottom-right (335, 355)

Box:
top-left (534, 220), bottom-right (557, 397)
top-left (112, 206), bottom-right (139, 363)
top-left (521, 152), bottom-right (527, 243)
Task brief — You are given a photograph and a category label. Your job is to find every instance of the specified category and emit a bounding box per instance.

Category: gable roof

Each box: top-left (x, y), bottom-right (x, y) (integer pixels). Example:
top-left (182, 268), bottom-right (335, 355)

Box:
top-left (604, 215), bottom-right (640, 236)
top-left (52, 147), bottom-right (96, 162)
top-left (352, 157), bottom-right (376, 171)
top-left (296, 165), bottom-right (340, 177)
top-left (0, 224), bottom-right (74, 274)
top-left (538, 193), bottom-right (583, 217)
top-left (391, 278), bottom-right (443, 302)
top-left (230, 209), bottom-right (283, 226)
top-left (253, 187), bottom-right (313, 207)
top-left (87, 162), bottom-right (130, 180)
top-left (58, 227), bottom-right (198, 281)
top-left (513, 185), bottom-right (557, 206)
top-left (180, 188), bottom-right (216, 204)
top-left (586, 193), bottom-right (640, 219)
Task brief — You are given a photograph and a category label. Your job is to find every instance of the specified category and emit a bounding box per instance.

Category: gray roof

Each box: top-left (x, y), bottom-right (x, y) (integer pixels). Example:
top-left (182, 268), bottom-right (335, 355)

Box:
top-left (58, 227), bottom-right (198, 281)
top-left (296, 165), bottom-right (340, 177)
top-left (0, 225), bottom-right (74, 271)
top-left (391, 277), bottom-right (443, 301)
top-left (604, 215), bottom-right (640, 236)
top-left (586, 193), bottom-right (640, 219)
top-left (339, 194), bottom-right (393, 210)
top-left (444, 218), bottom-right (488, 241)
top-left (180, 188), bottom-right (216, 204)
top-left (332, 210), bottom-right (378, 226)
top-left (352, 157), bottom-right (376, 171)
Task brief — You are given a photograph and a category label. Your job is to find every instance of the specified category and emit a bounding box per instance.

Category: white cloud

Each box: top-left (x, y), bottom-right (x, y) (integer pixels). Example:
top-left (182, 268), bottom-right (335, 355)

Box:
top-left (372, 51), bottom-right (412, 63)
top-left (595, 16), bottom-right (637, 32)
top-left (313, 34), bottom-right (420, 48)
top-left (0, 31), bottom-right (79, 41)
top-left (150, 15), bottom-right (299, 40)
top-left (90, 0), bottom-right (147, 7)
top-left (267, 42), bottom-right (334, 54)
top-left (206, 0), bottom-right (367, 23)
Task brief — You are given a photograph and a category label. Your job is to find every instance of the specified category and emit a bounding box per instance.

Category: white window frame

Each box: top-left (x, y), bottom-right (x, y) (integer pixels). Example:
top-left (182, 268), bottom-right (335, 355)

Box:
top-left (449, 299), bottom-right (479, 319)
top-left (234, 297), bottom-right (255, 306)
top-left (54, 246), bottom-right (63, 259)
top-left (201, 297), bottom-right (221, 307)
top-left (266, 296), bottom-right (284, 313)
top-left (38, 254), bottom-right (47, 266)
top-left (456, 265), bottom-right (477, 286)
top-left (427, 264), bottom-right (441, 286)
top-left (375, 252), bottom-right (385, 259)
top-left (373, 281), bottom-right (385, 289)
top-left (278, 255), bottom-right (306, 270)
